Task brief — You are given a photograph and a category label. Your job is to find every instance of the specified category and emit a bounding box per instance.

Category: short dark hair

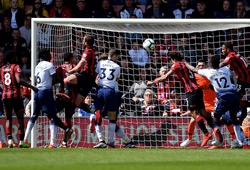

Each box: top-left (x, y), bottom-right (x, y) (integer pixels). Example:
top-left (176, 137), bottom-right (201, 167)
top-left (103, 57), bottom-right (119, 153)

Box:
top-left (168, 51), bottom-right (183, 61)
top-left (210, 55), bottom-right (220, 69)
top-left (64, 53), bottom-right (73, 62)
top-left (108, 48), bottom-right (120, 58)
top-left (85, 34), bottom-right (94, 46)
top-left (223, 42), bottom-right (234, 51)
top-left (4, 50), bottom-right (17, 64)
top-left (197, 59), bottom-right (206, 63)
top-left (38, 48), bottom-right (51, 61)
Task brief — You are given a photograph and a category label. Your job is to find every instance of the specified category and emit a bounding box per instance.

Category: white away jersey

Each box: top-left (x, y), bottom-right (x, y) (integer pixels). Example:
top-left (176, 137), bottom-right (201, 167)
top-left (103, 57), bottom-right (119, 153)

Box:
top-left (198, 66), bottom-right (235, 93)
top-left (95, 59), bottom-right (120, 91)
top-left (35, 60), bottom-right (55, 89)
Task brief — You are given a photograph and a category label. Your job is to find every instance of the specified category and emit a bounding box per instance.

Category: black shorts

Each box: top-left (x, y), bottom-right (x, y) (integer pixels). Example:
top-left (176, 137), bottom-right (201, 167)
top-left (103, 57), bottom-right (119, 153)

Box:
top-left (3, 98), bottom-right (24, 113)
top-left (75, 72), bottom-right (96, 97)
top-left (236, 80), bottom-right (250, 98)
top-left (186, 88), bottom-right (205, 111)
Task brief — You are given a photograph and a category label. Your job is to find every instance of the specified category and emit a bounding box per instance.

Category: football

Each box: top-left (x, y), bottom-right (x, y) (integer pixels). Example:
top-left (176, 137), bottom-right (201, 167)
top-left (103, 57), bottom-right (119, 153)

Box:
top-left (143, 38), bottom-right (155, 51)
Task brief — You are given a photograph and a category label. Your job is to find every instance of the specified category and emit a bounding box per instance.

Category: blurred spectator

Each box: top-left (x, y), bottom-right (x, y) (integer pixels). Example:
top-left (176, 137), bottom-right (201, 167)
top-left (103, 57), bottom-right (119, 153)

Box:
top-left (37, 24), bottom-right (52, 49)
top-left (94, 0), bottom-right (117, 18)
top-left (3, 0), bottom-right (25, 28)
top-left (155, 34), bottom-right (177, 63)
top-left (1, 0), bottom-right (24, 11)
top-left (147, 51), bottom-right (162, 71)
top-left (214, 0), bottom-right (233, 18)
top-left (19, 14), bottom-right (31, 47)
top-left (41, 0), bottom-right (54, 12)
top-left (4, 28), bottom-right (28, 65)
top-left (26, 0), bottom-right (49, 18)
top-left (136, 89), bottom-right (161, 116)
top-left (241, 109), bottom-right (250, 140)
top-left (72, 0), bottom-right (93, 18)
top-left (190, 0), bottom-right (215, 18)
top-left (20, 52), bottom-right (31, 82)
top-left (0, 17), bottom-right (13, 48)
top-left (71, 28), bottom-right (84, 58)
top-left (121, 68), bottom-right (148, 114)
top-left (153, 66), bottom-right (172, 108)
top-left (144, 0), bottom-right (174, 18)
top-left (118, 55), bottom-right (134, 93)
top-left (162, 89), bottom-right (183, 117)
top-left (0, 49), bottom-right (4, 116)
top-left (49, 0), bottom-right (72, 18)
top-left (118, 0), bottom-right (143, 18)
top-left (128, 39), bottom-right (149, 67)
top-left (177, 36), bottom-right (197, 66)
top-left (0, 1), bottom-right (3, 23)
top-left (114, 32), bottom-right (128, 55)
top-left (95, 34), bottom-right (109, 56)
top-left (172, 0), bottom-right (194, 19)
top-left (233, 0), bottom-right (250, 18)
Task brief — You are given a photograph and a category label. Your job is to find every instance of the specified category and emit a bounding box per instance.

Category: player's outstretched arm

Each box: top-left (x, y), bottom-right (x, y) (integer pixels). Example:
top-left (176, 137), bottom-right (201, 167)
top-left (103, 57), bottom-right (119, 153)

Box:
top-left (19, 79), bottom-right (38, 93)
top-left (147, 70), bottom-right (174, 86)
top-left (184, 61), bottom-right (198, 73)
top-left (67, 60), bottom-right (85, 74)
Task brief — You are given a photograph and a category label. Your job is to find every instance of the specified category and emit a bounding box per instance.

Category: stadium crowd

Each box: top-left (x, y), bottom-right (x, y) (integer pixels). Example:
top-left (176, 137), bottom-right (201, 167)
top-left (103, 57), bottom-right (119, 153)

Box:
top-left (0, 0), bottom-right (250, 148)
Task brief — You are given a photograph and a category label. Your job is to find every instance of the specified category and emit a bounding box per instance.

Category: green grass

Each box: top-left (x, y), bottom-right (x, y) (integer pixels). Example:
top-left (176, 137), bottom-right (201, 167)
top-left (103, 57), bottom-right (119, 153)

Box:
top-left (0, 148), bottom-right (250, 170)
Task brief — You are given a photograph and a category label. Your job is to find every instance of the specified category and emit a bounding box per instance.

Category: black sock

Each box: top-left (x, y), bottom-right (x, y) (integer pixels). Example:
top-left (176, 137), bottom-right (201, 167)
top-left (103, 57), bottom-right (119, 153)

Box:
top-left (205, 115), bottom-right (215, 129)
top-left (64, 82), bottom-right (71, 96)
top-left (196, 119), bottom-right (208, 134)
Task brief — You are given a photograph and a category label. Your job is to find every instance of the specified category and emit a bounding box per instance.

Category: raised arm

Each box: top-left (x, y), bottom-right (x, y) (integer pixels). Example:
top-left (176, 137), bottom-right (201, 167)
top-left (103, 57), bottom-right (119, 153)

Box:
top-left (184, 61), bottom-right (198, 73)
top-left (67, 60), bottom-right (85, 74)
top-left (219, 61), bottom-right (228, 68)
top-left (147, 69), bottom-right (174, 86)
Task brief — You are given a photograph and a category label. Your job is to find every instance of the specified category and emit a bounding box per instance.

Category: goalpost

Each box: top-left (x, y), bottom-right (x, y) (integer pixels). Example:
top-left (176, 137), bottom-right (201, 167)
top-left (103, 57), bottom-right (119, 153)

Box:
top-left (30, 18), bottom-right (250, 148)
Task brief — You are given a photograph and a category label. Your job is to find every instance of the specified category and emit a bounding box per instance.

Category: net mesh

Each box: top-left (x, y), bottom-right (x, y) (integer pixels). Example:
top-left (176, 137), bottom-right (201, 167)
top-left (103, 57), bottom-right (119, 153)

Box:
top-left (32, 19), bottom-right (250, 148)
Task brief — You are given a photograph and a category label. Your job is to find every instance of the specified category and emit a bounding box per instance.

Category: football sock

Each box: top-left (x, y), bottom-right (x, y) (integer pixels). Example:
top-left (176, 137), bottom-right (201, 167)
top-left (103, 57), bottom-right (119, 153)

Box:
top-left (95, 125), bottom-right (105, 142)
top-left (108, 122), bottom-right (116, 143)
top-left (50, 120), bottom-right (58, 145)
top-left (240, 129), bottom-right (247, 144)
top-left (116, 127), bottom-right (130, 143)
top-left (24, 120), bottom-right (35, 140)
top-left (187, 121), bottom-right (195, 140)
top-left (196, 115), bottom-right (208, 134)
top-left (204, 114), bottom-right (215, 129)
top-left (233, 125), bottom-right (243, 144)
top-left (227, 124), bottom-right (236, 139)
top-left (64, 82), bottom-right (71, 97)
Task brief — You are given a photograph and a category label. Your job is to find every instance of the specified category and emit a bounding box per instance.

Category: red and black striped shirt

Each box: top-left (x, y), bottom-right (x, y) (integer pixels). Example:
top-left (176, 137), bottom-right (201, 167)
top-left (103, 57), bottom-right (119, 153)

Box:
top-left (224, 52), bottom-right (250, 83)
top-left (0, 64), bottom-right (22, 99)
top-left (80, 47), bottom-right (96, 77)
top-left (170, 61), bottom-right (199, 93)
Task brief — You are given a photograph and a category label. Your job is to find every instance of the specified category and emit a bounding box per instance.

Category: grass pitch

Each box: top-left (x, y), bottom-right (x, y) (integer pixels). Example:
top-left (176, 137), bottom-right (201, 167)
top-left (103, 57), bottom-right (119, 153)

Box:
top-left (0, 148), bottom-right (250, 170)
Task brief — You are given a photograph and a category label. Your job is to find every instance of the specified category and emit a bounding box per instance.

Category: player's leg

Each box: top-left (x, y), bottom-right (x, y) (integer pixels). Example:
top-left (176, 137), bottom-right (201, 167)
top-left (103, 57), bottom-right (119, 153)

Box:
top-left (2, 99), bottom-right (14, 148)
top-left (60, 103), bottom-right (76, 148)
top-left (180, 115), bottom-right (196, 147)
top-left (14, 98), bottom-right (28, 148)
top-left (24, 92), bottom-right (40, 144)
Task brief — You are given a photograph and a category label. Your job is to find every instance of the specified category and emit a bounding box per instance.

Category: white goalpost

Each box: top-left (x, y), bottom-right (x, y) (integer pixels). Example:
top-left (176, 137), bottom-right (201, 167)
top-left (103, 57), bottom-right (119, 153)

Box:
top-left (30, 18), bottom-right (250, 148)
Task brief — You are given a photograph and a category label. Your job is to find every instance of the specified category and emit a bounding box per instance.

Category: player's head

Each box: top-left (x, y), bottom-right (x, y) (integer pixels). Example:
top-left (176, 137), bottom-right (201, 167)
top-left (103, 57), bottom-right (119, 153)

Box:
top-left (4, 50), bottom-right (18, 64)
top-left (108, 48), bottom-right (120, 61)
top-left (196, 59), bottom-right (207, 69)
top-left (64, 52), bottom-right (74, 63)
top-left (168, 51), bottom-right (183, 62)
top-left (221, 42), bottom-right (233, 55)
top-left (39, 48), bottom-right (51, 61)
top-left (209, 55), bottom-right (220, 69)
top-left (84, 34), bottom-right (94, 47)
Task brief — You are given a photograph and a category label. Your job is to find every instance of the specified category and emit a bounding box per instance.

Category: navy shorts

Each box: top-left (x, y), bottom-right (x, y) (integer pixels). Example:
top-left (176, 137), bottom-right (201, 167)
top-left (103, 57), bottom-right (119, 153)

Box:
top-left (34, 89), bottom-right (57, 116)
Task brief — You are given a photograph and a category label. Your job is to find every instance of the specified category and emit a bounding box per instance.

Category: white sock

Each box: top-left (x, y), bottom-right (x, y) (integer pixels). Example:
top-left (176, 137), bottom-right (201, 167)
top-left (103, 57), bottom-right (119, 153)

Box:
top-left (24, 120), bottom-right (35, 140)
top-left (0, 130), bottom-right (2, 142)
top-left (116, 127), bottom-right (130, 143)
top-left (95, 125), bottom-right (104, 142)
top-left (240, 130), bottom-right (247, 145)
top-left (50, 120), bottom-right (58, 145)
top-left (233, 125), bottom-right (243, 145)
top-left (108, 122), bottom-right (116, 143)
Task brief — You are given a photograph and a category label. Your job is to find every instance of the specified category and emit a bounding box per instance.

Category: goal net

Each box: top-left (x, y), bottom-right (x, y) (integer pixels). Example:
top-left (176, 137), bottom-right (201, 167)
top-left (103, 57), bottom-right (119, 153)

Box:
top-left (30, 18), bottom-right (250, 148)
